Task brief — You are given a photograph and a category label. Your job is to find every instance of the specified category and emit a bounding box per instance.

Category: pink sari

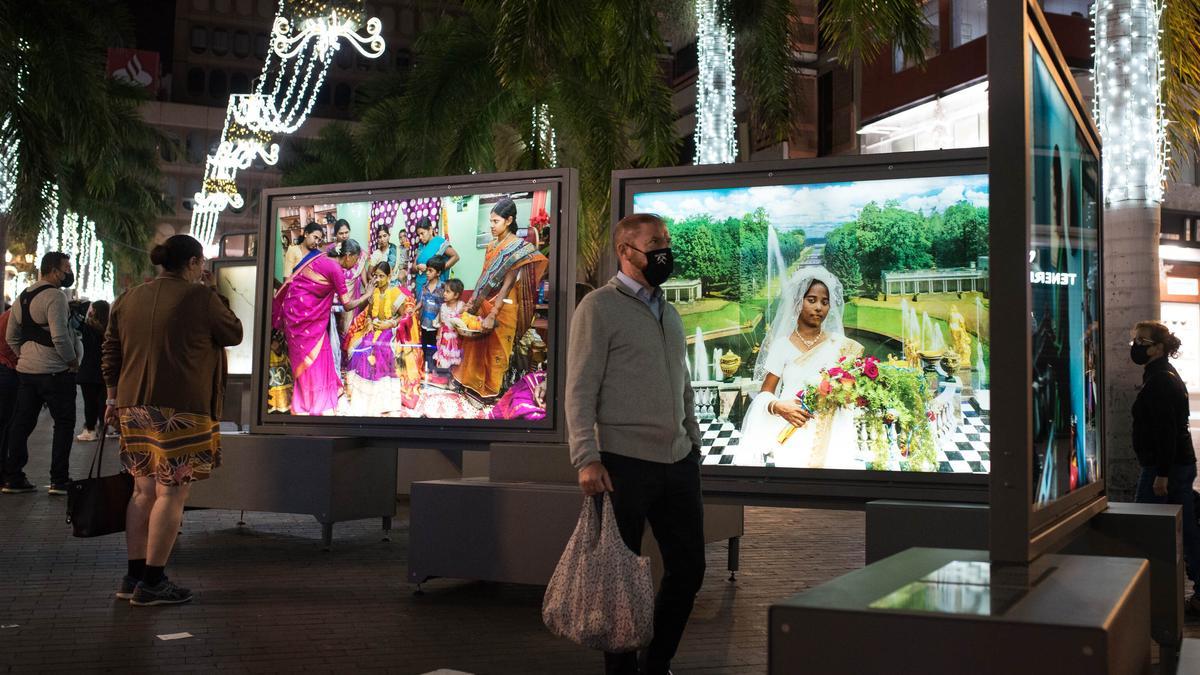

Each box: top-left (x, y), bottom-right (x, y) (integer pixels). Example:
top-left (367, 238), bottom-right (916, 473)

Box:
top-left (272, 253), bottom-right (348, 415)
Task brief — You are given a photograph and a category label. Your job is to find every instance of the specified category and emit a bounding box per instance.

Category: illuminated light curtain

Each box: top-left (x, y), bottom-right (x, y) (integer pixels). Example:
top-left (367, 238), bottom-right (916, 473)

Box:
top-left (1092, 0), bottom-right (1168, 203)
top-left (190, 0), bottom-right (386, 252)
top-left (693, 0), bottom-right (737, 165)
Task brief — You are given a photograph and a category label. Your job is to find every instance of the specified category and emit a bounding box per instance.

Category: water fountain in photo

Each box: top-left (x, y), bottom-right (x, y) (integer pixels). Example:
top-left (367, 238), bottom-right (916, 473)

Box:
top-left (973, 295), bottom-right (990, 410)
top-left (712, 347), bottom-right (724, 381)
top-left (766, 224), bottom-right (788, 309)
top-left (694, 327), bottom-right (710, 382)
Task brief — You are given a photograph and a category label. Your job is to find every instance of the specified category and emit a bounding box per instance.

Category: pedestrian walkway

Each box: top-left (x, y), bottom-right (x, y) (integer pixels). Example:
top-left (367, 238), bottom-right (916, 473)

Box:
top-left (0, 407), bottom-right (1195, 673)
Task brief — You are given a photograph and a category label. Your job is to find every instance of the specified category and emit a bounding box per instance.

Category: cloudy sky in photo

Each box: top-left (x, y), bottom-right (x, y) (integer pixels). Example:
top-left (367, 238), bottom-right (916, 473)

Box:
top-left (633, 174), bottom-right (989, 238)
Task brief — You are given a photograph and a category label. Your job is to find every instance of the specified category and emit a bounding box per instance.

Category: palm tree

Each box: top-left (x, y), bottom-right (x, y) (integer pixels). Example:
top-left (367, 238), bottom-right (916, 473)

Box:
top-left (0, 0), bottom-right (169, 281)
top-left (1093, 0), bottom-right (1200, 499)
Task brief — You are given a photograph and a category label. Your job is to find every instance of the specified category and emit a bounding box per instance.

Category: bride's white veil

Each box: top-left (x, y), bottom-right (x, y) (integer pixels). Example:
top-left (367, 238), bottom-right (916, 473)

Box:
top-left (752, 265), bottom-right (846, 382)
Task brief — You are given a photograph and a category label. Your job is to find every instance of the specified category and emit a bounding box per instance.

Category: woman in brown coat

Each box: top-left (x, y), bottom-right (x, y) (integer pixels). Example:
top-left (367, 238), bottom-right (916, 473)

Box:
top-left (102, 235), bottom-right (242, 606)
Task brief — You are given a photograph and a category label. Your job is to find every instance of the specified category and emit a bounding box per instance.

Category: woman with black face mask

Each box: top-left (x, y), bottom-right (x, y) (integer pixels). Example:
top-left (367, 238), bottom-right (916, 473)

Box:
top-left (1130, 320), bottom-right (1199, 613)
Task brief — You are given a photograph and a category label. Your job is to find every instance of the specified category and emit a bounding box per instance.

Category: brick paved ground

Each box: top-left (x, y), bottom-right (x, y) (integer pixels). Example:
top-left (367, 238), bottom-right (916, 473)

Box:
top-left (0, 406), bottom-right (1195, 674)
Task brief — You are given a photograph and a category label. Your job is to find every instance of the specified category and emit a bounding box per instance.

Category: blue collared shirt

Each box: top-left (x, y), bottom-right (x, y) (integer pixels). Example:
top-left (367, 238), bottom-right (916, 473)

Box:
top-left (616, 271), bottom-right (664, 321)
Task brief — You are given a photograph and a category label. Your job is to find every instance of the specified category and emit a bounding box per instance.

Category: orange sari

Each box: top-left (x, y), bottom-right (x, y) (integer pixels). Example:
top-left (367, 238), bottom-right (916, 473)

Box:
top-left (453, 238), bottom-right (547, 399)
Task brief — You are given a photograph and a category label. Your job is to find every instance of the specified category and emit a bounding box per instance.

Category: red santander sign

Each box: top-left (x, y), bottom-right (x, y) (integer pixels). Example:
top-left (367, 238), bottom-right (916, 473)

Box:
top-left (106, 48), bottom-right (160, 91)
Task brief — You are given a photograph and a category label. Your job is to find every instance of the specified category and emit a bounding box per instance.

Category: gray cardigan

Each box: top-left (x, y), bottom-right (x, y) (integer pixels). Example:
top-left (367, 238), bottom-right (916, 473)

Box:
top-left (566, 276), bottom-right (702, 470)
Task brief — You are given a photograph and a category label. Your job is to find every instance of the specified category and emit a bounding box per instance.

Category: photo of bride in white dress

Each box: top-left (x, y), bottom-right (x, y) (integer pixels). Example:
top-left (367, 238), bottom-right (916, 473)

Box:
top-left (735, 267), bottom-right (865, 468)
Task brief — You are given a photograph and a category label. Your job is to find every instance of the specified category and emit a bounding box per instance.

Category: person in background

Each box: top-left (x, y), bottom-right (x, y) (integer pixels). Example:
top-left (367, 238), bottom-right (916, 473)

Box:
top-left (75, 300), bottom-right (110, 442)
top-left (1130, 320), bottom-right (1199, 613)
top-left (418, 255), bottom-right (447, 373)
top-left (566, 213), bottom-right (705, 675)
top-left (0, 304), bottom-right (19, 487)
top-left (369, 224), bottom-right (409, 289)
top-left (102, 234), bottom-right (242, 606)
top-left (434, 278), bottom-right (466, 377)
top-left (453, 198), bottom-right (548, 404)
top-left (2, 252), bottom-right (81, 495)
top-left (284, 223), bottom-right (325, 283)
top-left (413, 217), bottom-right (460, 281)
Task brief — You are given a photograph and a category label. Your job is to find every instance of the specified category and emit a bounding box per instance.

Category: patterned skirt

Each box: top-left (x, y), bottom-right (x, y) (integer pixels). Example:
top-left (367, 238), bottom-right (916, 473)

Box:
top-left (118, 406), bottom-right (221, 487)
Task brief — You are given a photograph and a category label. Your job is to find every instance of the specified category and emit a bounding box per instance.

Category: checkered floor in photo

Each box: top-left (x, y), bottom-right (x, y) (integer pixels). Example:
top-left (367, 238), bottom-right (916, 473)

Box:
top-left (699, 397), bottom-right (991, 473)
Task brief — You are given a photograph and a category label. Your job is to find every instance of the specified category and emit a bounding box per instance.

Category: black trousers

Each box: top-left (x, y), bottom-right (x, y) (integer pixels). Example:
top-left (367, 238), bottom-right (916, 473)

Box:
top-left (3, 371), bottom-right (75, 485)
top-left (0, 364), bottom-right (19, 483)
top-left (79, 382), bottom-right (106, 431)
top-left (601, 448), bottom-right (705, 675)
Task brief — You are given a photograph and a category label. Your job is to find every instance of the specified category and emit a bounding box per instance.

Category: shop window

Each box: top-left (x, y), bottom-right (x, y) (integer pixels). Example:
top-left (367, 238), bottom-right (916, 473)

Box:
top-left (395, 48), bottom-right (411, 70)
top-left (190, 26), bottom-right (209, 54)
top-left (186, 68), bottom-right (205, 97)
top-left (159, 132), bottom-right (181, 163)
top-left (316, 80), bottom-right (332, 107)
top-left (233, 31), bottom-right (251, 58)
top-left (254, 32), bottom-right (269, 60)
top-left (334, 82), bottom-right (352, 110)
top-left (211, 28), bottom-right (230, 56)
top-left (952, 0), bottom-right (986, 47)
top-left (399, 8), bottom-right (415, 35)
top-left (231, 72), bottom-right (250, 94)
top-left (893, 0), bottom-right (940, 72)
top-left (380, 6), bottom-right (396, 30)
top-left (209, 69), bottom-right (228, 101)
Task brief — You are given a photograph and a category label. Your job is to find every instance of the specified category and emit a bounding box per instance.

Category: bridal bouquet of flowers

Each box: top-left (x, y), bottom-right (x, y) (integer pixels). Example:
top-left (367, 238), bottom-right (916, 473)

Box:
top-left (781, 356), bottom-right (939, 471)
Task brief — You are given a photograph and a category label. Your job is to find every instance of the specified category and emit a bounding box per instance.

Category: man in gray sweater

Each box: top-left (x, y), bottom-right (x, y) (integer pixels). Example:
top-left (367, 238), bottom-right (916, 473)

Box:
top-left (567, 213), bottom-right (704, 675)
top-left (2, 252), bottom-right (81, 494)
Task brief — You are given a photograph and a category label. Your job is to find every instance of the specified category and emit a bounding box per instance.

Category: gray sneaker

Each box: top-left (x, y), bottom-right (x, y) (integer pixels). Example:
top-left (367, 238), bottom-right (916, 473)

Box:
top-left (130, 578), bottom-right (192, 606)
top-left (115, 575), bottom-right (138, 600)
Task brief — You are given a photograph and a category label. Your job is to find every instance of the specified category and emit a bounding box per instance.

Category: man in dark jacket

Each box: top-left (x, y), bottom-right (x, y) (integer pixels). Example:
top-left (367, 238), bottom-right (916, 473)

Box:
top-left (1130, 320), bottom-right (1198, 613)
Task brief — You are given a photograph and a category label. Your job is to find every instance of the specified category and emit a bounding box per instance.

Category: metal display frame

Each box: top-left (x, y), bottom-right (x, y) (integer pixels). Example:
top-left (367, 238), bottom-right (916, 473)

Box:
top-left (251, 169), bottom-right (579, 444)
top-left (612, 148), bottom-right (991, 505)
top-left (987, 0), bottom-right (1107, 564)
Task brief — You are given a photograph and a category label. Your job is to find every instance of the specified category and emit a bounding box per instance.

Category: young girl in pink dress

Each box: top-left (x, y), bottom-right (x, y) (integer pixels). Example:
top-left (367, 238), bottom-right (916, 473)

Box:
top-left (435, 279), bottom-right (466, 370)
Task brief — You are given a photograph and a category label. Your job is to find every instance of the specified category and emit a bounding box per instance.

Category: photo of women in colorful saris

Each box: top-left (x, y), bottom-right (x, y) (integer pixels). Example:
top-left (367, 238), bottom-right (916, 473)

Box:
top-left (266, 191), bottom-right (554, 421)
top-left (632, 175), bottom-right (992, 473)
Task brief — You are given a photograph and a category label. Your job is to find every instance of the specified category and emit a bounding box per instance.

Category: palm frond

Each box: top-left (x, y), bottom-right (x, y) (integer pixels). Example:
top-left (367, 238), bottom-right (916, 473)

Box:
top-left (727, 0), bottom-right (795, 144)
top-left (1162, 0), bottom-right (1200, 178)
top-left (819, 0), bottom-right (930, 67)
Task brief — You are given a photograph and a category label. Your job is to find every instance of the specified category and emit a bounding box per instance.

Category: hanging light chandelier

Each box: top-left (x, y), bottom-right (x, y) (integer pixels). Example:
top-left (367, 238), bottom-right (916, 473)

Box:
top-left (189, 0), bottom-right (387, 251)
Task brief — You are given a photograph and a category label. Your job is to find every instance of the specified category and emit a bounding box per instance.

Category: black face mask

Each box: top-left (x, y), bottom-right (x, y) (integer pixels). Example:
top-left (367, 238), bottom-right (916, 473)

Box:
top-left (59, 272), bottom-right (75, 289)
top-left (1130, 342), bottom-right (1152, 365)
top-left (631, 246), bottom-right (674, 288)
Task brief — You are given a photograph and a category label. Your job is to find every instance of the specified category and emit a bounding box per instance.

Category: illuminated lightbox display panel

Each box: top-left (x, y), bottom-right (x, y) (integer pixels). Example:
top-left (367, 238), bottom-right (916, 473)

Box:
top-left (262, 186), bottom-right (557, 428)
top-left (215, 262), bottom-right (256, 376)
top-left (1029, 46), bottom-right (1102, 507)
top-left (632, 173), bottom-right (991, 473)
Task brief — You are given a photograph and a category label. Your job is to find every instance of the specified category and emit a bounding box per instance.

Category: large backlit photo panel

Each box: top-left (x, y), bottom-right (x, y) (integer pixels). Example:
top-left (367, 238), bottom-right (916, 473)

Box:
top-left (1030, 47), bottom-right (1102, 507)
top-left (633, 174), bottom-right (991, 473)
top-left (266, 190), bottom-right (554, 423)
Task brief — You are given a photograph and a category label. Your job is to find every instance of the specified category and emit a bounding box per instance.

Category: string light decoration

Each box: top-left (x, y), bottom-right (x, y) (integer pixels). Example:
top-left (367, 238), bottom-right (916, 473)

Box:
top-left (532, 104), bottom-right (558, 167)
top-left (1091, 0), bottom-right (1168, 204)
top-left (31, 188), bottom-right (116, 302)
top-left (189, 0), bottom-right (386, 251)
top-left (693, 0), bottom-right (737, 165)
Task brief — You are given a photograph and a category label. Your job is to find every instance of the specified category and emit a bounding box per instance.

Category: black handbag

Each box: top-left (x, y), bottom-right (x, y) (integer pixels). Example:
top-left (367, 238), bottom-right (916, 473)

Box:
top-left (66, 425), bottom-right (134, 538)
